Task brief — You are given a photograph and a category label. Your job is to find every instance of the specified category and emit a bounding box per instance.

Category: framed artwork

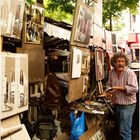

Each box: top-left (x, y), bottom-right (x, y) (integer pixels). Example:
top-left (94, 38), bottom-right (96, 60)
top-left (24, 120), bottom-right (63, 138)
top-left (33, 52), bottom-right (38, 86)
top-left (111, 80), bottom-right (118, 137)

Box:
top-left (68, 77), bottom-right (83, 103)
top-left (94, 0), bottom-right (102, 26)
top-left (71, 47), bottom-right (82, 78)
top-left (81, 48), bottom-right (90, 74)
top-left (25, 3), bottom-right (44, 44)
top-left (0, 0), bottom-right (19, 35)
top-left (0, 53), bottom-right (28, 119)
top-left (93, 24), bottom-right (103, 47)
top-left (13, 0), bottom-right (25, 38)
top-left (70, 0), bottom-right (94, 47)
top-left (82, 75), bottom-right (89, 93)
top-left (95, 48), bottom-right (105, 81)
top-left (74, 6), bottom-right (93, 44)
top-left (105, 30), bottom-right (113, 56)
top-left (112, 45), bottom-right (118, 53)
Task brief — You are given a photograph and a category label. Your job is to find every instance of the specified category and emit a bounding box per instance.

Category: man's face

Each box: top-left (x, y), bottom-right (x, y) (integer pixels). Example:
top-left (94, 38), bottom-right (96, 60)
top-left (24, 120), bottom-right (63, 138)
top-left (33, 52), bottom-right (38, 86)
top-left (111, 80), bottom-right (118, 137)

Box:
top-left (114, 57), bottom-right (126, 72)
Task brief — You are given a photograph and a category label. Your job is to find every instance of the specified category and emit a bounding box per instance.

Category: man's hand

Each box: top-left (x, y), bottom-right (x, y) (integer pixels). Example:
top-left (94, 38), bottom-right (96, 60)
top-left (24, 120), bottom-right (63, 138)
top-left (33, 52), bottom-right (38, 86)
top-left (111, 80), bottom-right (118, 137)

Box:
top-left (106, 93), bottom-right (113, 100)
top-left (97, 92), bottom-right (113, 100)
top-left (97, 92), bottom-right (112, 100)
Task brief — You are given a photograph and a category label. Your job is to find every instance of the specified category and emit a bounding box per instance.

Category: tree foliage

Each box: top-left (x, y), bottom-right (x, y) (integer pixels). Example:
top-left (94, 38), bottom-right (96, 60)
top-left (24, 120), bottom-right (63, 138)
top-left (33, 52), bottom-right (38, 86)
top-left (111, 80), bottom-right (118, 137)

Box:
top-left (44, 0), bottom-right (74, 23)
top-left (26, 0), bottom-right (139, 30)
top-left (45, 0), bottom-right (139, 30)
top-left (103, 0), bottom-right (139, 30)
top-left (45, 0), bottom-right (75, 14)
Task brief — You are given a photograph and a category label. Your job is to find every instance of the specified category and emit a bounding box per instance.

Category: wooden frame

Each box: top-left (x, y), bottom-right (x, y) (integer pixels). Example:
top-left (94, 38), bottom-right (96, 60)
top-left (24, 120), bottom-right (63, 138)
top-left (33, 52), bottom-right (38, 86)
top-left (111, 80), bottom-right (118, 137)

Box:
top-left (13, 0), bottom-right (25, 38)
top-left (70, 0), bottom-right (94, 48)
top-left (68, 45), bottom-right (90, 102)
top-left (93, 24), bottom-right (103, 47)
top-left (25, 3), bottom-right (44, 44)
top-left (95, 48), bottom-right (105, 81)
top-left (0, 0), bottom-right (19, 35)
top-left (105, 30), bottom-right (113, 57)
top-left (0, 53), bottom-right (28, 119)
top-left (81, 48), bottom-right (90, 74)
top-left (71, 47), bottom-right (82, 78)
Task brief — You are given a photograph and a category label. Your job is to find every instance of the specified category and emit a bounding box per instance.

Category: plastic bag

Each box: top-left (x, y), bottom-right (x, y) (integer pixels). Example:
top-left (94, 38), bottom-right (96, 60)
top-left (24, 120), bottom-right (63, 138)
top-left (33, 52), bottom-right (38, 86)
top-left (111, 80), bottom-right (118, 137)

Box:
top-left (69, 111), bottom-right (85, 140)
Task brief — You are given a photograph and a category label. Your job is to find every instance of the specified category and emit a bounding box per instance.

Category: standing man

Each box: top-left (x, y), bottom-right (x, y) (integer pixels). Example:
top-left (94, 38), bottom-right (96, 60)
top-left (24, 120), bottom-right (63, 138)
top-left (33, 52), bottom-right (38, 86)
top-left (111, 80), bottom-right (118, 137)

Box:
top-left (106, 52), bottom-right (138, 140)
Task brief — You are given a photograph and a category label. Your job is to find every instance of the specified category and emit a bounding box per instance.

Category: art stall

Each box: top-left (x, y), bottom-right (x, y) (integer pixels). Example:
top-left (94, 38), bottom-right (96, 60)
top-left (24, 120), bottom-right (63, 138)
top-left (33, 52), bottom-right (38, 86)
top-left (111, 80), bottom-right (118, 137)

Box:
top-left (42, 0), bottom-right (115, 140)
top-left (67, 0), bottom-right (114, 139)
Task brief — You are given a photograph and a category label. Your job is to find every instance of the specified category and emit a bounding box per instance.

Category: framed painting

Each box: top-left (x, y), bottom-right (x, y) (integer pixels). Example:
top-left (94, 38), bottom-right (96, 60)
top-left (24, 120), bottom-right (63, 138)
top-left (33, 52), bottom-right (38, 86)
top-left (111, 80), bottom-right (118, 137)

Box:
top-left (93, 24), bottom-right (103, 47)
top-left (13, 0), bottom-right (25, 38)
top-left (74, 6), bottom-right (93, 44)
top-left (81, 48), bottom-right (90, 74)
top-left (71, 47), bottom-right (82, 78)
top-left (105, 30), bottom-right (113, 55)
top-left (70, 0), bottom-right (94, 47)
top-left (0, 0), bottom-right (19, 35)
top-left (95, 48), bottom-right (105, 81)
top-left (25, 3), bottom-right (44, 44)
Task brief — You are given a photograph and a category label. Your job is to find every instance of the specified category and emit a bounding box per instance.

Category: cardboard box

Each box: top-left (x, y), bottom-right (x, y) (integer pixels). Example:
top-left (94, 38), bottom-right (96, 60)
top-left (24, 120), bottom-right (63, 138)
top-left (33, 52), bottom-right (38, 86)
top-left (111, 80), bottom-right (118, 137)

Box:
top-left (80, 124), bottom-right (106, 140)
top-left (1, 115), bottom-right (31, 140)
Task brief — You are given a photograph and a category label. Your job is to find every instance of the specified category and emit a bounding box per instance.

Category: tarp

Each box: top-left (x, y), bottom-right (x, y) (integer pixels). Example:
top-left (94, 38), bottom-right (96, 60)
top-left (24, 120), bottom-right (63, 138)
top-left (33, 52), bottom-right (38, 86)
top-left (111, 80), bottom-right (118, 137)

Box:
top-left (44, 22), bottom-right (71, 41)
